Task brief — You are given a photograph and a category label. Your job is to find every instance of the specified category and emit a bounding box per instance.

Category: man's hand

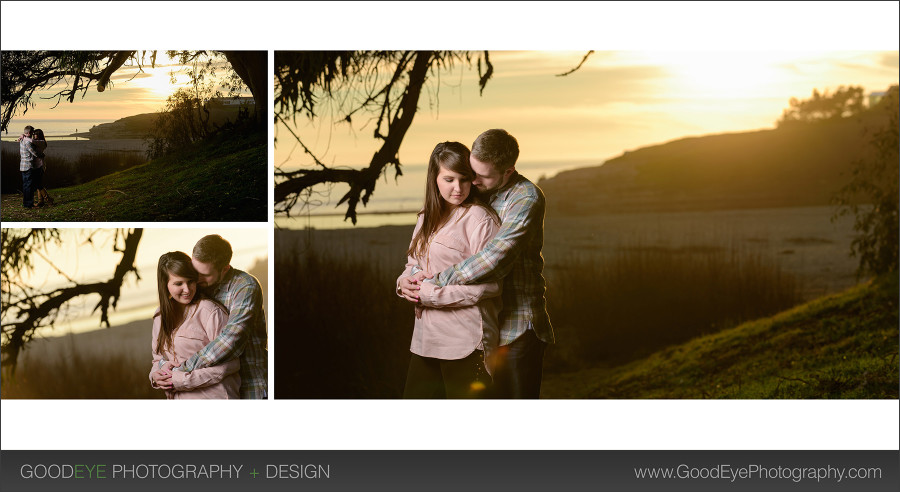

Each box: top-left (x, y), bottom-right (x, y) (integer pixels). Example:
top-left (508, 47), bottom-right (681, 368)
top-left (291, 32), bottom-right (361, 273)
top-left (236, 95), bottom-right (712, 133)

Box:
top-left (399, 271), bottom-right (431, 302)
top-left (151, 361), bottom-right (177, 390)
top-left (151, 369), bottom-right (174, 390)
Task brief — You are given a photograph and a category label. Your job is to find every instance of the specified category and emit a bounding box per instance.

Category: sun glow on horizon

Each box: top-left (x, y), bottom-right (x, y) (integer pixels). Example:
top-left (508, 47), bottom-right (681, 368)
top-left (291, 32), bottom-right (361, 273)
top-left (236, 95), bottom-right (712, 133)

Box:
top-left (632, 51), bottom-right (896, 99)
top-left (7, 51), bottom-right (246, 125)
top-left (654, 52), bottom-right (784, 98)
top-left (277, 50), bottom-right (898, 176)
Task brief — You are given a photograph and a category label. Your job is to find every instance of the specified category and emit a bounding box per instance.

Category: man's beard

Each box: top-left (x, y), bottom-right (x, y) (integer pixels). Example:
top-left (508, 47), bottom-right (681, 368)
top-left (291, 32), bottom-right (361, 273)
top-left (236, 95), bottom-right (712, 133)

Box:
top-left (476, 184), bottom-right (499, 194)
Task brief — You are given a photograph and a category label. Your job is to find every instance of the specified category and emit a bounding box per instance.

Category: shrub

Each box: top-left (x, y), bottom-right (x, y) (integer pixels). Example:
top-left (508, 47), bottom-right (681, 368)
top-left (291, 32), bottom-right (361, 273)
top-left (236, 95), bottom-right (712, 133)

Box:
top-left (833, 85), bottom-right (899, 277)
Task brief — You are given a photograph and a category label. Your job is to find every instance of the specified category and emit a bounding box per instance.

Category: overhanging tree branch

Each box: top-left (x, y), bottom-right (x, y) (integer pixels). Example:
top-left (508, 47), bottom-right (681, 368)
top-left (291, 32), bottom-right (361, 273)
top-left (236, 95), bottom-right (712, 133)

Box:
top-left (1, 229), bottom-right (143, 377)
top-left (274, 50), bottom-right (495, 224)
top-left (275, 51), bottom-right (434, 224)
top-left (556, 50), bottom-right (594, 77)
top-left (2, 50), bottom-right (265, 133)
top-left (273, 50), bottom-right (591, 224)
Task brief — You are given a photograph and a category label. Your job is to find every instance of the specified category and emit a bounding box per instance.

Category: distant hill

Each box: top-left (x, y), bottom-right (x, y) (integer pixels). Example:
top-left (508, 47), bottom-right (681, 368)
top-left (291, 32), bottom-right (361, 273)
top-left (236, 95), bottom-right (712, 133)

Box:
top-left (80, 101), bottom-right (255, 139)
top-left (80, 112), bottom-right (159, 139)
top-left (539, 110), bottom-right (888, 215)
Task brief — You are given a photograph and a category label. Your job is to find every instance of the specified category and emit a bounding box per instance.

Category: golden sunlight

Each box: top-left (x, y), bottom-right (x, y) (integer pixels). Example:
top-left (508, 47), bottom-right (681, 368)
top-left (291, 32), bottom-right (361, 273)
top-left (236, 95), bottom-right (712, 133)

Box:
top-left (120, 52), bottom-right (193, 101)
top-left (6, 228), bottom-right (268, 338)
top-left (637, 51), bottom-right (806, 99)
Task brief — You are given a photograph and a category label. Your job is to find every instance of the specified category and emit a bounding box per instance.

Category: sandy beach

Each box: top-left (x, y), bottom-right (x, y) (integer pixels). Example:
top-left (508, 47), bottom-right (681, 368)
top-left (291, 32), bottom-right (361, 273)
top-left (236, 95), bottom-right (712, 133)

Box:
top-left (1, 138), bottom-right (147, 160)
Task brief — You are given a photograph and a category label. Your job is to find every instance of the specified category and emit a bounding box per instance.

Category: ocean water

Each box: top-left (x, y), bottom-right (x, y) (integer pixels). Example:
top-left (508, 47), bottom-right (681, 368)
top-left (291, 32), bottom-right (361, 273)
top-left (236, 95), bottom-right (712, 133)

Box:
top-left (2, 118), bottom-right (114, 140)
top-left (275, 159), bottom-right (600, 230)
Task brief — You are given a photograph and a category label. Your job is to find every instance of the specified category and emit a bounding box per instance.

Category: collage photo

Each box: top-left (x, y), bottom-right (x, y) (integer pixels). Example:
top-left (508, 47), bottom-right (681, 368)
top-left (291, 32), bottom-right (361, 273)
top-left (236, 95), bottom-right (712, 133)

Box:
top-left (0, 3), bottom-right (898, 492)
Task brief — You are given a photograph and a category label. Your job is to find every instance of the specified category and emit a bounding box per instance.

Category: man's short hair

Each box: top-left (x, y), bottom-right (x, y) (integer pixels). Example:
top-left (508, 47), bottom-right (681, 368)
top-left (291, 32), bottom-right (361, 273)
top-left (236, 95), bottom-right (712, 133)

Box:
top-left (24, 125), bottom-right (34, 134)
top-left (472, 129), bottom-right (519, 171)
top-left (193, 234), bottom-right (233, 270)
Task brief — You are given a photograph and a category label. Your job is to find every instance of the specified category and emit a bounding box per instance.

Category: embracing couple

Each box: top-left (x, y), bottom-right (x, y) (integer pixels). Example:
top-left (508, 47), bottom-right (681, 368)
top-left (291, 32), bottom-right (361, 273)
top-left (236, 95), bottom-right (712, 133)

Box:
top-left (397, 129), bottom-right (554, 399)
top-left (18, 125), bottom-right (55, 209)
top-left (149, 235), bottom-right (268, 399)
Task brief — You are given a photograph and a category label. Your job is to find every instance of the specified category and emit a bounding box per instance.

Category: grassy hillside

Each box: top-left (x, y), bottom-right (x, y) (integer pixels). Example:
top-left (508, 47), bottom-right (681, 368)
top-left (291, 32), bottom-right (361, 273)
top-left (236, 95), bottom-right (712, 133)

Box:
top-left (1, 128), bottom-right (266, 222)
top-left (542, 274), bottom-right (899, 399)
top-left (540, 112), bottom-right (886, 214)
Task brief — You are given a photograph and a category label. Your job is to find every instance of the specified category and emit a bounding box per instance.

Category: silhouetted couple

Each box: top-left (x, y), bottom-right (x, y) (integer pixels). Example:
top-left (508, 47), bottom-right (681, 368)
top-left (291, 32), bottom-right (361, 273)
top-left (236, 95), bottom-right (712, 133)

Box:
top-left (18, 125), bottom-right (55, 209)
top-left (397, 129), bottom-right (555, 399)
top-left (150, 235), bottom-right (268, 399)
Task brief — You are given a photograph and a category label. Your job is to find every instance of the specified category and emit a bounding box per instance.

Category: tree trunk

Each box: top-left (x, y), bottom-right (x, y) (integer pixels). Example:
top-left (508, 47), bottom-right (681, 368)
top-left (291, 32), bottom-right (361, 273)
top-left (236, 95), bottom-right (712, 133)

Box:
top-left (223, 51), bottom-right (267, 124)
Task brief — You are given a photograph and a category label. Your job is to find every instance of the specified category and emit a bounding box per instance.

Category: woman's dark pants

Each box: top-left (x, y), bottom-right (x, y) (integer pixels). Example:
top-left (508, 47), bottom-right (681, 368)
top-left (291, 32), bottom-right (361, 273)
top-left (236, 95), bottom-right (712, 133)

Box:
top-left (403, 350), bottom-right (490, 399)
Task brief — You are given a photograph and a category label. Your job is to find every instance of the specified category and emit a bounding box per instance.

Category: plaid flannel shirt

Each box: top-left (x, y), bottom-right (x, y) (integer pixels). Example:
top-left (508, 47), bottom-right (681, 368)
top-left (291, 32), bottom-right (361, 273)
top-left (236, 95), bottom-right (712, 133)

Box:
top-left (19, 137), bottom-right (37, 171)
top-left (179, 268), bottom-right (268, 399)
top-left (432, 172), bottom-right (555, 346)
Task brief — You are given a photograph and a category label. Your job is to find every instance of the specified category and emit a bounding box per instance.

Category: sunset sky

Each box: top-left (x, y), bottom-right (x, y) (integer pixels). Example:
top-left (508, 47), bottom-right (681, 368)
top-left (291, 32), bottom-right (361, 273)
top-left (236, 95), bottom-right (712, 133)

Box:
top-left (275, 49), bottom-right (898, 224)
top-left (4, 51), bottom-right (247, 132)
top-left (277, 50), bottom-right (899, 171)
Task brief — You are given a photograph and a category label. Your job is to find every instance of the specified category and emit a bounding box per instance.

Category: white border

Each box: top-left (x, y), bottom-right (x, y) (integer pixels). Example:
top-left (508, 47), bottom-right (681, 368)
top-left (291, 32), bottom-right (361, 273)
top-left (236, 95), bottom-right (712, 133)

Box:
top-left (1, 400), bottom-right (898, 450)
top-left (1, 2), bottom-right (898, 50)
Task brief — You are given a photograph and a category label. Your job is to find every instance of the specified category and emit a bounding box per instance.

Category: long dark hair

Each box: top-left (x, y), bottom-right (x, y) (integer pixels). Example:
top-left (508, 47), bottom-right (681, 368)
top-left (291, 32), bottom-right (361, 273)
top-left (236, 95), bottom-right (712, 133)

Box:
top-left (33, 129), bottom-right (45, 141)
top-left (154, 251), bottom-right (200, 355)
top-left (407, 141), bottom-right (497, 259)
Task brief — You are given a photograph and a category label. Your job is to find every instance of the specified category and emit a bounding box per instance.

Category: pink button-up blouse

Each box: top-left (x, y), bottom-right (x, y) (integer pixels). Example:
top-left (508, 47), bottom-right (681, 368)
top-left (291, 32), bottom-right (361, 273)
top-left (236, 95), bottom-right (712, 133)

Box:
top-left (397, 205), bottom-right (502, 362)
top-left (150, 299), bottom-right (241, 399)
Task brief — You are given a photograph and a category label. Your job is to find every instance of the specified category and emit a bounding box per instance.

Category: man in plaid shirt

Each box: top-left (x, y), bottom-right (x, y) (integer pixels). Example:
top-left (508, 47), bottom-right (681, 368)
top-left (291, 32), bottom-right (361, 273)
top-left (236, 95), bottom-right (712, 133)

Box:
top-left (399, 129), bottom-right (554, 398)
top-left (158, 235), bottom-right (268, 398)
top-left (19, 125), bottom-right (41, 209)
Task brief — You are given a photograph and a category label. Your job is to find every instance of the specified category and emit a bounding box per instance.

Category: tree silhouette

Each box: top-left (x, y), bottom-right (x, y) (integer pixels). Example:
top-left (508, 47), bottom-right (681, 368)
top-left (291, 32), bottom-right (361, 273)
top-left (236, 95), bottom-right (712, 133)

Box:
top-left (777, 85), bottom-right (866, 127)
top-left (274, 51), bottom-right (491, 224)
top-left (1, 228), bottom-right (143, 377)
top-left (1, 50), bottom-right (266, 133)
top-left (274, 50), bottom-right (593, 224)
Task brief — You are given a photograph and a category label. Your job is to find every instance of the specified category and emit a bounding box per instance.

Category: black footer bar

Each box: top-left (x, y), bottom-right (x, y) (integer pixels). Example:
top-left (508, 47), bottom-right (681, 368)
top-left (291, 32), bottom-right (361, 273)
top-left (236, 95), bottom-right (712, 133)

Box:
top-left (2, 450), bottom-right (898, 492)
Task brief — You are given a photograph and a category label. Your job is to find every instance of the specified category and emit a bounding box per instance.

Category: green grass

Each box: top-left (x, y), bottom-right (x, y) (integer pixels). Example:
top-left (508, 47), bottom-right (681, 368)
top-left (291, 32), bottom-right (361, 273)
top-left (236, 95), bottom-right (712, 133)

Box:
top-left (1, 129), bottom-right (266, 222)
top-left (542, 274), bottom-right (899, 399)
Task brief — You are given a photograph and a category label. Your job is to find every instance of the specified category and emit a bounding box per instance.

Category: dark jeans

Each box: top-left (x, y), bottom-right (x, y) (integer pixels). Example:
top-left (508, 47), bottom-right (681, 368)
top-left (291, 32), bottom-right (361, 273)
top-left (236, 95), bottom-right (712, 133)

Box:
top-left (403, 350), bottom-right (490, 399)
top-left (491, 329), bottom-right (547, 399)
top-left (21, 167), bottom-right (43, 208)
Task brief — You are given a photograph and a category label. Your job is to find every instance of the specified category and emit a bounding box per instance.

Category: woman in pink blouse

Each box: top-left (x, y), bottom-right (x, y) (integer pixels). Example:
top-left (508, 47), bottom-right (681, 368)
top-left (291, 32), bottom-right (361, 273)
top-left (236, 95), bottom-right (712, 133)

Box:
top-left (397, 142), bottom-right (501, 399)
top-left (32, 129), bottom-right (55, 206)
top-left (149, 251), bottom-right (240, 399)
